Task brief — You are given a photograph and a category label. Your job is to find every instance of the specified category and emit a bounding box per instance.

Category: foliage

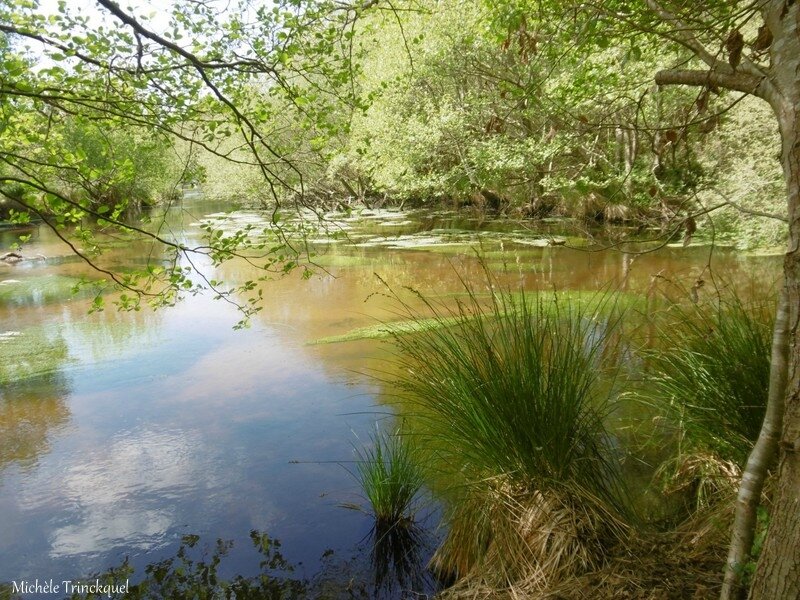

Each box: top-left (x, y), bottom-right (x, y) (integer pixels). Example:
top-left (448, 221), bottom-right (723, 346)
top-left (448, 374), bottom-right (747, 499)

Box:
top-left (696, 96), bottom-right (786, 249)
top-left (333, 0), bottom-right (718, 224)
top-left (56, 118), bottom-right (183, 212)
top-left (0, 0), bottom-right (789, 328)
top-left (0, 0), bottom-right (371, 321)
top-left (65, 532), bottom-right (305, 600)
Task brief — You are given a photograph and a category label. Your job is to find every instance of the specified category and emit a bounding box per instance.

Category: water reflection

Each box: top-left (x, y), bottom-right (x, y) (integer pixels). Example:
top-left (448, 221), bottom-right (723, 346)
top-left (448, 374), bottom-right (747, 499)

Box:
top-left (367, 521), bottom-right (433, 598)
top-left (0, 197), bottom-right (784, 594)
top-left (37, 428), bottom-right (200, 557)
top-left (0, 527), bottom-right (437, 600)
top-left (0, 327), bottom-right (72, 472)
top-left (0, 374), bottom-right (71, 472)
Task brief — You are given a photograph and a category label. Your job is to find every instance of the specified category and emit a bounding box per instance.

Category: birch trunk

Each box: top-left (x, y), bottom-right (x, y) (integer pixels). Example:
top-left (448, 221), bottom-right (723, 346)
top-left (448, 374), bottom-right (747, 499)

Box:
top-left (747, 5), bottom-right (800, 595)
top-left (748, 128), bottom-right (800, 600)
top-left (720, 288), bottom-right (789, 600)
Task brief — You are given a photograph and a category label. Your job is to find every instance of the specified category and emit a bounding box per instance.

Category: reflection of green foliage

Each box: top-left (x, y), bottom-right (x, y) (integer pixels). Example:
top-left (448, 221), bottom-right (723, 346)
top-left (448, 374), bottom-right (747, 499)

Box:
top-left (68, 532), bottom-right (306, 600)
top-left (68, 316), bottom-right (159, 366)
top-left (0, 581), bottom-right (20, 600)
top-left (0, 328), bottom-right (72, 386)
top-left (0, 374), bottom-right (71, 469)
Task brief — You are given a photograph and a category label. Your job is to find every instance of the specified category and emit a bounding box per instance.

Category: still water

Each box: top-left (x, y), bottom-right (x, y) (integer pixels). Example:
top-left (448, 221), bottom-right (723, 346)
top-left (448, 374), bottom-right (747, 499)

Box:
top-left (0, 196), bottom-right (782, 597)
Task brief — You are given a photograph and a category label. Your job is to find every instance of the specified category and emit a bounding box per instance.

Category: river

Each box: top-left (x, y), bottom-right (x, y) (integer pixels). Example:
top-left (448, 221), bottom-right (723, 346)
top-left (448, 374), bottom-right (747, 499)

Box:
top-left (0, 195), bottom-right (782, 598)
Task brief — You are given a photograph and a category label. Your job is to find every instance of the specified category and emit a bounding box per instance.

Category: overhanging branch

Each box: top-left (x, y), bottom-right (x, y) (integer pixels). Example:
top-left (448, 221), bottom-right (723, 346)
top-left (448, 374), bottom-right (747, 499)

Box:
top-left (655, 68), bottom-right (765, 97)
top-left (644, 0), bottom-right (726, 71)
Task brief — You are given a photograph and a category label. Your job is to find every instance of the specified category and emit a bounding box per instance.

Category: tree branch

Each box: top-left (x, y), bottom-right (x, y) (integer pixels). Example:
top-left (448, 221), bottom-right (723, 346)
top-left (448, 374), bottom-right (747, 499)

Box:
top-left (655, 68), bottom-right (766, 97)
top-left (716, 191), bottom-right (789, 223)
top-left (644, 0), bottom-right (728, 72)
top-left (94, 0), bottom-right (302, 198)
top-left (644, 0), bottom-right (770, 80)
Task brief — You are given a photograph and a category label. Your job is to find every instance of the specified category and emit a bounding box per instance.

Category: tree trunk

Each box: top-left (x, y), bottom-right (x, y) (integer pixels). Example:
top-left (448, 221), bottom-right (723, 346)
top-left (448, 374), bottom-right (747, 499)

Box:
top-left (720, 288), bottom-right (789, 600)
top-left (748, 9), bottom-right (800, 590)
top-left (748, 157), bottom-right (800, 600)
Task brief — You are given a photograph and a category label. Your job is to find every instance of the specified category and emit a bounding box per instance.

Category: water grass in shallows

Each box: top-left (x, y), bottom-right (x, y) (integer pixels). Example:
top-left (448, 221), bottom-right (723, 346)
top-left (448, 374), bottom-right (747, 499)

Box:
top-left (380, 275), bottom-right (634, 585)
top-left (348, 424), bottom-right (425, 528)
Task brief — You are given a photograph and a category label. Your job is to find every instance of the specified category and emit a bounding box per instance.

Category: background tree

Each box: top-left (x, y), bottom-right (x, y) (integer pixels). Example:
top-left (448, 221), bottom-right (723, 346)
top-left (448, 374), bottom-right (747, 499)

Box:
top-left (0, 0), bottom-right (370, 322)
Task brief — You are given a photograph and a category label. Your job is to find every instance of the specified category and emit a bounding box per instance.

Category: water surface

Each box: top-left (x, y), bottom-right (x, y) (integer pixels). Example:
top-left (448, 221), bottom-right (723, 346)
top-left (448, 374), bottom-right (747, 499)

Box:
top-left (0, 198), bottom-right (782, 596)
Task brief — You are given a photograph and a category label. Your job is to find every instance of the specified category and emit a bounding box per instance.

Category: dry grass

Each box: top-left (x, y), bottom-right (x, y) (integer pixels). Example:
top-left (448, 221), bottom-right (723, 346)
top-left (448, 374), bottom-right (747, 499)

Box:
top-left (438, 528), bottom-right (726, 600)
top-left (432, 482), bottom-right (631, 595)
top-left (659, 452), bottom-right (741, 515)
top-left (433, 451), bottom-right (747, 600)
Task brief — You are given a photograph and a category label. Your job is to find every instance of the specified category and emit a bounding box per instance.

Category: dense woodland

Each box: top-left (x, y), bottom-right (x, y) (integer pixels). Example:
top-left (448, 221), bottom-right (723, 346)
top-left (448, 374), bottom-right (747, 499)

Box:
top-left (1, 1), bottom-right (800, 599)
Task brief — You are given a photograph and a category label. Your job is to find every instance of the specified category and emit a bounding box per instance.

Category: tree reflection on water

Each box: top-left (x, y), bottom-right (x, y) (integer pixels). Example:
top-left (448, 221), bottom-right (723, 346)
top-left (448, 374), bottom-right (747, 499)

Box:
top-left (0, 523), bottom-right (439, 600)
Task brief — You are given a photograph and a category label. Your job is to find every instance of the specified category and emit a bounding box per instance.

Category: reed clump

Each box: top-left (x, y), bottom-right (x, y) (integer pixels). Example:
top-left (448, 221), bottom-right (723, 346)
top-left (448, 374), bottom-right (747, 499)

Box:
top-left (645, 290), bottom-right (773, 523)
top-left (647, 292), bottom-right (773, 466)
top-left (385, 281), bottom-right (633, 590)
top-left (353, 425), bottom-right (425, 528)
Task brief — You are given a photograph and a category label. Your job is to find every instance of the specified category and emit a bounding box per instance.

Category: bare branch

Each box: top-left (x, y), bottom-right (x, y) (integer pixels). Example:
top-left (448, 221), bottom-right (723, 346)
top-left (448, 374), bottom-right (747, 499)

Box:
top-left (714, 189), bottom-right (788, 222)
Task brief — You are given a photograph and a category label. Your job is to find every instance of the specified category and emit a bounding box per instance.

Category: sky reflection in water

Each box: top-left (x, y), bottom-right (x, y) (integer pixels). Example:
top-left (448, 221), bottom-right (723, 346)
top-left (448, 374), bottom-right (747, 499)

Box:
top-left (0, 200), bottom-right (783, 596)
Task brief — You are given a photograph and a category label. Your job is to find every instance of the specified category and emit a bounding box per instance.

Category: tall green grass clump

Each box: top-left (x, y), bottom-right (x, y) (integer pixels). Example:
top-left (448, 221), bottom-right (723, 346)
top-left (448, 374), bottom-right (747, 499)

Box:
top-left (385, 280), bottom-right (632, 588)
top-left (353, 425), bottom-right (425, 528)
top-left (645, 290), bottom-right (773, 517)
top-left (648, 292), bottom-right (773, 466)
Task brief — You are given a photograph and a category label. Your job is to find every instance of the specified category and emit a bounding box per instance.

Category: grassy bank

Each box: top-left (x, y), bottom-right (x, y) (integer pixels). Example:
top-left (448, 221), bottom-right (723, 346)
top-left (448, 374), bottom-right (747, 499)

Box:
top-left (358, 272), bottom-right (775, 598)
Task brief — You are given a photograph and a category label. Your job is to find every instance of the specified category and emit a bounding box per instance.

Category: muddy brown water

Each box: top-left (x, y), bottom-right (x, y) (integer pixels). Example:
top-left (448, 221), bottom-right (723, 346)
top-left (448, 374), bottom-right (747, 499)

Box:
top-left (0, 197), bottom-right (782, 597)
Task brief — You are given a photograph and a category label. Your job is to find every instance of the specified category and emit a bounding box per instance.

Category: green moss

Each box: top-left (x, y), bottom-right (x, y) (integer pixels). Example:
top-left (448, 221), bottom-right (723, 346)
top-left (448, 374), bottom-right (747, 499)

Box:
top-left (308, 316), bottom-right (462, 345)
top-left (308, 290), bottom-right (644, 345)
top-left (0, 328), bottom-right (73, 385)
top-left (0, 275), bottom-right (92, 306)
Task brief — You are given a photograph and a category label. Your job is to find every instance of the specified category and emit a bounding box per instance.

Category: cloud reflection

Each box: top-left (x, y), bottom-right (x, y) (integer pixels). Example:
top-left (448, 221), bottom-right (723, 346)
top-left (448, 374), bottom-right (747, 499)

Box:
top-left (22, 428), bottom-right (201, 557)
